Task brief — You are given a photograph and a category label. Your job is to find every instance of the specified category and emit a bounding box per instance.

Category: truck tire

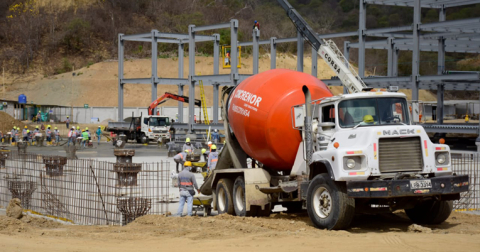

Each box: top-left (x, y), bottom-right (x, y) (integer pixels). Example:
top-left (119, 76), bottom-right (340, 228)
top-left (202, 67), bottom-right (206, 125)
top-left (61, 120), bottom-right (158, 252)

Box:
top-left (233, 176), bottom-right (259, 216)
top-left (216, 178), bottom-right (234, 215)
top-left (306, 173), bottom-right (355, 230)
top-left (405, 200), bottom-right (453, 225)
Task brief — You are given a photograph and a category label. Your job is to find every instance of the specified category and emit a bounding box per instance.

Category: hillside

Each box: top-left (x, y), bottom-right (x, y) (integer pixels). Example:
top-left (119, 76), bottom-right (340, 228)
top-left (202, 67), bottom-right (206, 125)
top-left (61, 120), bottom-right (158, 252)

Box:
top-left (1, 0), bottom-right (479, 77)
top-left (1, 54), bottom-right (436, 108)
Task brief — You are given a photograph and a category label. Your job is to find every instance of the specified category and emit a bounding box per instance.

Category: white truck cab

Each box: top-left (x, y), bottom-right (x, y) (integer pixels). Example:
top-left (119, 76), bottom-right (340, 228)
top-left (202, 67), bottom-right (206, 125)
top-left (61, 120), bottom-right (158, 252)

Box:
top-left (142, 115), bottom-right (171, 141)
top-left (302, 91), bottom-right (452, 182)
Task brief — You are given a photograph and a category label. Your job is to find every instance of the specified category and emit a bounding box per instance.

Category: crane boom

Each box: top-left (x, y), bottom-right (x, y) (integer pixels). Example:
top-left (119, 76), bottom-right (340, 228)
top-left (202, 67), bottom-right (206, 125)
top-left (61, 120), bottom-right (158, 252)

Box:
top-left (277, 0), bottom-right (370, 93)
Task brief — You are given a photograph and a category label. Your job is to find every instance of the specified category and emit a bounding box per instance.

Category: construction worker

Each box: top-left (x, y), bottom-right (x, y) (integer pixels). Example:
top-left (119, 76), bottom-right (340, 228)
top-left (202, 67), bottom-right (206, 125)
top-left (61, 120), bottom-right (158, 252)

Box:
top-left (67, 127), bottom-right (76, 146)
top-left (32, 126), bottom-right (40, 145)
top-left (361, 115), bottom-right (375, 126)
top-left (212, 129), bottom-right (220, 143)
top-left (22, 126), bottom-right (28, 142)
top-left (253, 20), bottom-right (260, 30)
top-left (15, 126), bottom-right (20, 143)
top-left (169, 119), bottom-right (176, 141)
top-left (86, 127), bottom-right (91, 140)
top-left (76, 126), bottom-right (81, 145)
top-left (226, 50), bottom-right (231, 66)
top-left (183, 138), bottom-right (194, 153)
top-left (96, 126), bottom-right (102, 145)
top-left (66, 116), bottom-right (70, 129)
top-left (26, 130), bottom-right (32, 144)
top-left (201, 148), bottom-right (207, 162)
top-left (82, 129), bottom-right (89, 148)
top-left (208, 145), bottom-right (219, 171)
top-left (176, 161), bottom-right (199, 217)
top-left (46, 125), bottom-right (52, 145)
top-left (54, 127), bottom-right (60, 146)
top-left (10, 127), bottom-right (16, 144)
top-left (174, 150), bottom-right (189, 173)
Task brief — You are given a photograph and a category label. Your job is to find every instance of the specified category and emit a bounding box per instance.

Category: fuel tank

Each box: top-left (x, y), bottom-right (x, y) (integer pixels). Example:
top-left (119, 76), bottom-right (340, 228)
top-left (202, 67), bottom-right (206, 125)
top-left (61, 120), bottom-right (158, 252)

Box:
top-left (227, 69), bottom-right (333, 171)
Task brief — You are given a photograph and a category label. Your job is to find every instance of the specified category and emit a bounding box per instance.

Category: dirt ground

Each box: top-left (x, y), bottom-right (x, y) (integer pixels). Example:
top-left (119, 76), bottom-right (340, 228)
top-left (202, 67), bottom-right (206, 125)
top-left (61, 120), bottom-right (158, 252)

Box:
top-left (0, 211), bottom-right (479, 252)
top-left (2, 55), bottom-right (436, 108)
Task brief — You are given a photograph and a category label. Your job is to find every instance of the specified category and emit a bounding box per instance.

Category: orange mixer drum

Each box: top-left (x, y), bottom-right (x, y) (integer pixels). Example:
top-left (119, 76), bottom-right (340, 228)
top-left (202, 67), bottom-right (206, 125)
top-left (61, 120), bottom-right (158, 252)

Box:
top-left (227, 69), bottom-right (333, 171)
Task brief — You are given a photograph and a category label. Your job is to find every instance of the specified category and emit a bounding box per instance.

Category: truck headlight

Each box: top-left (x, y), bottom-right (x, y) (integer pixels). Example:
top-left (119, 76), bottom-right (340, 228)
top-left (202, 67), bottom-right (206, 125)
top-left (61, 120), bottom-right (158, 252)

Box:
top-left (346, 159), bottom-right (356, 169)
top-left (437, 154), bottom-right (446, 164)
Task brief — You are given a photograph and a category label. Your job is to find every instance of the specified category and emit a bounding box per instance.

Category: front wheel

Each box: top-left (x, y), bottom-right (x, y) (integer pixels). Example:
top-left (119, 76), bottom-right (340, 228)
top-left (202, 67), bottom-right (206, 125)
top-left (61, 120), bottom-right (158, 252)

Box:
top-left (306, 174), bottom-right (355, 230)
top-left (405, 200), bottom-right (453, 225)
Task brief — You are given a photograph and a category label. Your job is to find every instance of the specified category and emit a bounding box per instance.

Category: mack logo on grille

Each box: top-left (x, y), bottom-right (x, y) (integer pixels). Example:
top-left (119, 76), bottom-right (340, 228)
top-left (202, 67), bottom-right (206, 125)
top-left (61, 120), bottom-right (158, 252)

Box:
top-left (383, 129), bottom-right (415, 135)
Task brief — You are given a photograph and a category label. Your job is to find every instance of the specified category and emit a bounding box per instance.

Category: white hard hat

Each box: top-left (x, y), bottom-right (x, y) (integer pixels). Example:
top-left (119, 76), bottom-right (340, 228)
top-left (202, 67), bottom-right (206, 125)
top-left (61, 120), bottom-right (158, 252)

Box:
top-left (208, 141), bottom-right (212, 145)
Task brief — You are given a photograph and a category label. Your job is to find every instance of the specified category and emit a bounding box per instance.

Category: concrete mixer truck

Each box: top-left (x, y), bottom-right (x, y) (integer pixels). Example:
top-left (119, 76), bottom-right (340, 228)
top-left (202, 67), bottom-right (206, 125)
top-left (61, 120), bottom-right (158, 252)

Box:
top-left (199, 0), bottom-right (470, 230)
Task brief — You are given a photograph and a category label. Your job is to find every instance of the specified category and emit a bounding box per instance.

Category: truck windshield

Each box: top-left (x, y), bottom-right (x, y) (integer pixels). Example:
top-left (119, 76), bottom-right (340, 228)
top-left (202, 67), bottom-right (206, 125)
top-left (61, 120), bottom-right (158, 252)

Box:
top-left (148, 117), bottom-right (170, 127)
top-left (338, 98), bottom-right (409, 128)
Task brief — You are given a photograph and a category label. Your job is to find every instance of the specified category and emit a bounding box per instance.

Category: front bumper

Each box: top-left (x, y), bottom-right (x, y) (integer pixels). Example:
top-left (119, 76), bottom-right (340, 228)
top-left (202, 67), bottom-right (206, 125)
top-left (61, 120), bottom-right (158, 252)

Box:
top-left (346, 175), bottom-right (469, 198)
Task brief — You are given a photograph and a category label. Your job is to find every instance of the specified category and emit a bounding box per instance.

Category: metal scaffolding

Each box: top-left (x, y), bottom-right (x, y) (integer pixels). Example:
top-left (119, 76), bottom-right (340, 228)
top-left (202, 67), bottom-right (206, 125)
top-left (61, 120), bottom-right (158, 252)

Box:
top-left (117, 0), bottom-right (480, 134)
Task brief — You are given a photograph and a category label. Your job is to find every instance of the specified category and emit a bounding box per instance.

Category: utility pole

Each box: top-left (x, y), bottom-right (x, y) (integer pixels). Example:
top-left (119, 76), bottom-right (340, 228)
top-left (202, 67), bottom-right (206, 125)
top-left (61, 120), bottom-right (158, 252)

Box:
top-left (3, 67), bottom-right (4, 100)
top-left (71, 66), bottom-right (75, 121)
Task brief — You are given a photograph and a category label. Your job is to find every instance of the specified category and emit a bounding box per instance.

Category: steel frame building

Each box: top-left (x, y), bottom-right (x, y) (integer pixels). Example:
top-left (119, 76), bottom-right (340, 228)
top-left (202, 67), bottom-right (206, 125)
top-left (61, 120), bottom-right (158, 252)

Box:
top-left (117, 0), bottom-right (480, 134)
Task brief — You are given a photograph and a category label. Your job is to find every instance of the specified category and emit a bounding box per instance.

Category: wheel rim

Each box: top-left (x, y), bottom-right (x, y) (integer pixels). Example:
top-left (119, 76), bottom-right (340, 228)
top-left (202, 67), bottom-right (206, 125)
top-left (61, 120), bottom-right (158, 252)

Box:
top-left (218, 187), bottom-right (226, 211)
top-left (235, 186), bottom-right (245, 212)
top-left (313, 186), bottom-right (332, 219)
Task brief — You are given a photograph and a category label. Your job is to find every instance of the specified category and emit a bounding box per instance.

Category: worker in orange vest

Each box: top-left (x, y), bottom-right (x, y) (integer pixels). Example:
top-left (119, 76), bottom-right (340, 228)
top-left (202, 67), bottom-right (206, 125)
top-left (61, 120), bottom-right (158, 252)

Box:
top-left (207, 145), bottom-right (219, 171)
top-left (174, 150), bottom-right (189, 173)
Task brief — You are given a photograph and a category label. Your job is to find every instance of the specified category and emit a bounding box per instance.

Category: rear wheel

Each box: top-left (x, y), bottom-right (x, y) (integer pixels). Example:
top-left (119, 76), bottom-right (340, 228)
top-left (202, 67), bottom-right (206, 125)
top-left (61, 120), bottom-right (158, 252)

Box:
top-left (233, 176), bottom-right (262, 216)
top-left (306, 174), bottom-right (355, 230)
top-left (216, 178), bottom-right (234, 215)
top-left (405, 200), bottom-right (453, 224)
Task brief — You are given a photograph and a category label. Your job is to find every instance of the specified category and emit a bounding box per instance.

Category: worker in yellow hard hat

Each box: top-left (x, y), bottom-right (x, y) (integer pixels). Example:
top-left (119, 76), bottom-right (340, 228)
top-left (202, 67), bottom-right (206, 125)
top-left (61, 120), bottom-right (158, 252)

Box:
top-left (46, 125), bottom-right (52, 145)
top-left (54, 127), bottom-right (60, 146)
top-left (183, 137), bottom-right (194, 153)
top-left (22, 126), bottom-right (28, 142)
top-left (176, 160), bottom-right (199, 217)
top-left (208, 144), bottom-right (218, 171)
top-left (361, 115), bottom-right (375, 126)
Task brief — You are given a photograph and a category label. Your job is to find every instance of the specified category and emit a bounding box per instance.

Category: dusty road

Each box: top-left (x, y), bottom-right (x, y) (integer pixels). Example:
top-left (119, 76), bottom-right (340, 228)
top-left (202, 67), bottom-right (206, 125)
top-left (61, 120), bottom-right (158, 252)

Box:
top-left (1, 211), bottom-right (479, 252)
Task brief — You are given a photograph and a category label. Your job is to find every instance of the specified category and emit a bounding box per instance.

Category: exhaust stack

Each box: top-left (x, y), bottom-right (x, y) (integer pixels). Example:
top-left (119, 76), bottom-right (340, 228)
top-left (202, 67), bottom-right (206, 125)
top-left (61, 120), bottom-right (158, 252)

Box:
top-left (302, 85), bottom-right (313, 176)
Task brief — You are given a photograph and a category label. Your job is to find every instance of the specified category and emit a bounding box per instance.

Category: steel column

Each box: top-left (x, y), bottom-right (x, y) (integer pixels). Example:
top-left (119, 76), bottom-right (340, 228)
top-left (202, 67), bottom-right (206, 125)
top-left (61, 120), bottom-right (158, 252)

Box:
top-left (118, 34), bottom-right (124, 121)
top-left (359, 0), bottom-right (367, 77)
top-left (214, 34), bottom-right (220, 75)
top-left (270, 37), bottom-right (276, 69)
top-left (178, 43), bottom-right (184, 123)
top-left (412, 0), bottom-right (421, 102)
top-left (312, 46), bottom-right (317, 78)
top-left (393, 47), bottom-right (399, 77)
top-left (230, 20), bottom-right (239, 85)
top-left (387, 37), bottom-right (394, 77)
top-left (437, 7), bottom-right (446, 124)
top-left (188, 25), bottom-right (196, 132)
top-left (213, 34), bottom-right (220, 123)
top-left (151, 30), bottom-right (158, 115)
top-left (213, 84), bottom-right (219, 123)
top-left (297, 30), bottom-right (304, 72)
top-left (343, 41), bottom-right (350, 94)
top-left (253, 30), bottom-right (260, 74)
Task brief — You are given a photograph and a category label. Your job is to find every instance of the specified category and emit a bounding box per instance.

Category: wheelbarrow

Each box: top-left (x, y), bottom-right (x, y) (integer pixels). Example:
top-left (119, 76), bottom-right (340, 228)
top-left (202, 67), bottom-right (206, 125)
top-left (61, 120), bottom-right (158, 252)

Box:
top-left (192, 161), bottom-right (207, 173)
top-left (193, 195), bottom-right (213, 216)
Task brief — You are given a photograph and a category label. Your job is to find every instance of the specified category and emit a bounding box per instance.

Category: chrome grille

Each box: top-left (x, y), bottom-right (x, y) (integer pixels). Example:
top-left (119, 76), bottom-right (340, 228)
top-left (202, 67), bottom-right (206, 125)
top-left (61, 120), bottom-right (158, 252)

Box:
top-left (378, 137), bottom-right (423, 173)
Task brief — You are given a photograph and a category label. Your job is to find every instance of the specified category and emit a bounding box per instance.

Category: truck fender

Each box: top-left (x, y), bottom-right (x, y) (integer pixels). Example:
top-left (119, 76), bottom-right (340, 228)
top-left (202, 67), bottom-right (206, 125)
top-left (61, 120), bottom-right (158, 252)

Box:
top-left (309, 160), bottom-right (335, 181)
top-left (211, 169), bottom-right (271, 211)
